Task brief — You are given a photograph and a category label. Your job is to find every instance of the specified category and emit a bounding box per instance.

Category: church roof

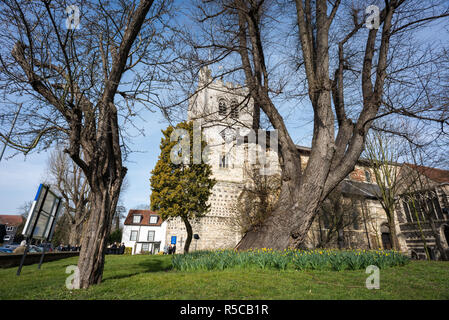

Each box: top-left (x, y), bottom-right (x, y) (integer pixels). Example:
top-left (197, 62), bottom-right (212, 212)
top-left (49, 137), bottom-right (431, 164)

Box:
top-left (404, 164), bottom-right (449, 184)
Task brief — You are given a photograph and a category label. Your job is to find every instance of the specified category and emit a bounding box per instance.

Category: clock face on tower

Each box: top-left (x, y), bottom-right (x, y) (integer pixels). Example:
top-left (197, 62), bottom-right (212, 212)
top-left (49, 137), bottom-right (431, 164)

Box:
top-left (220, 127), bottom-right (236, 143)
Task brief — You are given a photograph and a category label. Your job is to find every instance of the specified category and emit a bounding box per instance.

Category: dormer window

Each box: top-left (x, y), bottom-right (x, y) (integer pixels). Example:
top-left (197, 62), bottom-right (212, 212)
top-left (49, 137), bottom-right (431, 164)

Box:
top-left (218, 99), bottom-right (227, 116)
top-left (133, 215), bottom-right (142, 224)
top-left (149, 215), bottom-right (158, 224)
top-left (230, 101), bottom-right (239, 119)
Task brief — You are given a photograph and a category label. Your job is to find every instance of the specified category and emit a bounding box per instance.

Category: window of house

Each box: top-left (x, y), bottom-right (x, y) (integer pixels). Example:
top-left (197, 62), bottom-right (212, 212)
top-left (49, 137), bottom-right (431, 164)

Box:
top-left (148, 230), bottom-right (155, 242)
top-left (142, 243), bottom-right (150, 252)
top-left (6, 226), bottom-right (13, 232)
top-left (219, 154), bottom-right (228, 168)
top-left (364, 170), bottom-right (372, 183)
top-left (130, 230), bottom-right (138, 241)
top-left (218, 99), bottom-right (227, 116)
top-left (133, 215), bottom-right (142, 224)
top-left (149, 215), bottom-right (158, 224)
top-left (230, 101), bottom-right (239, 119)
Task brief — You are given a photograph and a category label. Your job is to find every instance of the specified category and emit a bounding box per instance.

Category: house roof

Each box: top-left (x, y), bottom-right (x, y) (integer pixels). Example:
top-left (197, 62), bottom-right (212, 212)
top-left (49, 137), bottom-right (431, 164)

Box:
top-left (404, 164), bottom-right (449, 184)
top-left (124, 210), bottom-right (163, 226)
top-left (0, 215), bottom-right (24, 227)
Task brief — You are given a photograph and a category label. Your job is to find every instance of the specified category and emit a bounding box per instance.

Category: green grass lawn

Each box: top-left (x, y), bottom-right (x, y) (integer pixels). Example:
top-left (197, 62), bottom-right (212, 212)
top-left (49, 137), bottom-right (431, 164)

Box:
top-left (0, 254), bottom-right (448, 299)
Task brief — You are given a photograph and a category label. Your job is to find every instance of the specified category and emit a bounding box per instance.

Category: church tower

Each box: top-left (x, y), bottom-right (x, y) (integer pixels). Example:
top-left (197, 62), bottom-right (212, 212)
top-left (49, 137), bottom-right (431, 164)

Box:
top-left (165, 67), bottom-right (257, 250)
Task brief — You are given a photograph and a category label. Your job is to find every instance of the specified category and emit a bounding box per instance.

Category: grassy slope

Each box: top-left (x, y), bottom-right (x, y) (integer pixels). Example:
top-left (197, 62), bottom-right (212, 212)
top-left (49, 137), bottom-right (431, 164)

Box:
top-left (0, 255), bottom-right (448, 299)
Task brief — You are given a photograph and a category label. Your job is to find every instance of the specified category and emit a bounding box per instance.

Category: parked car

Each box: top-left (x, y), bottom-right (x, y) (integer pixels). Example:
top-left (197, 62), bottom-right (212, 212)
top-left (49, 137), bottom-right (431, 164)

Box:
top-left (28, 245), bottom-right (43, 253)
top-left (4, 243), bottom-right (19, 250)
top-left (38, 243), bottom-right (53, 252)
top-left (0, 247), bottom-right (13, 253)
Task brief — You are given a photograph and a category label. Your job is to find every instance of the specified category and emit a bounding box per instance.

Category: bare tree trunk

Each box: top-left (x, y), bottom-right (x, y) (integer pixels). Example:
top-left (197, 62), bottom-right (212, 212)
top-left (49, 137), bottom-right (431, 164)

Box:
top-left (68, 224), bottom-right (80, 246)
top-left (77, 179), bottom-right (122, 288)
top-left (182, 216), bottom-right (193, 253)
top-left (237, 175), bottom-right (322, 250)
top-left (386, 213), bottom-right (401, 251)
top-left (69, 208), bottom-right (87, 246)
top-left (383, 205), bottom-right (401, 251)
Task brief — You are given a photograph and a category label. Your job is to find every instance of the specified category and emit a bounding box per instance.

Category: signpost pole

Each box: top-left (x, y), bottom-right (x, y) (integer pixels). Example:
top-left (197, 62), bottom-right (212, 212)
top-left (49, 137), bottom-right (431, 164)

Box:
top-left (17, 186), bottom-right (49, 276)
top-left (37, 241), bottom-right (46, 269)
top-left (16, 237), bottom-right (30, 276)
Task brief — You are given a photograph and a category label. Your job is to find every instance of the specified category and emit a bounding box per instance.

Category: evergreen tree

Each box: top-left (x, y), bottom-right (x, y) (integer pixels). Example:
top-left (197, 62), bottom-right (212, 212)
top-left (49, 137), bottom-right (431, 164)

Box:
top-left (150, 121), bottom-right (215, 253)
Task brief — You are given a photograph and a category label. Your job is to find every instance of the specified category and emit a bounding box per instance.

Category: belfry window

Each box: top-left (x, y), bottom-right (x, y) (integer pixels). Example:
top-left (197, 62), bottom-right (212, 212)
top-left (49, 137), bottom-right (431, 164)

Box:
top-left (218, 99), bottom-right (227, 116)
top-left (230, 101), bottom-right (239, 119)
top-left (219, 153), bottom-right (229, 168)
top-left (365, 170), bottom-right (372, 183)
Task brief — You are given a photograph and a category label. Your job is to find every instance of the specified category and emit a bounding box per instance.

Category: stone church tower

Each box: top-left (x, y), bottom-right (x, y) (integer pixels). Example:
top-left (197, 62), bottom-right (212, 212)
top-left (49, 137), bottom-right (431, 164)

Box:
top-left (164, 67), bottom-right (269, 251)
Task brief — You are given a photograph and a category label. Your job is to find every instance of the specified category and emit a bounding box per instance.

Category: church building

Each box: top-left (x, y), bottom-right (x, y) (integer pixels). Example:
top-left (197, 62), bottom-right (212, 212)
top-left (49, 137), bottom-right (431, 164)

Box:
top-left (160, 67), bottom-right (449, 259)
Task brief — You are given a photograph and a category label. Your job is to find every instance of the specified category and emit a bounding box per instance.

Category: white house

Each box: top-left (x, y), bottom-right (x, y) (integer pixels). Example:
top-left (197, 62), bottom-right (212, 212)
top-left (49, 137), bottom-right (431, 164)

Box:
top-left (122, 209), bottom-right (167, 255)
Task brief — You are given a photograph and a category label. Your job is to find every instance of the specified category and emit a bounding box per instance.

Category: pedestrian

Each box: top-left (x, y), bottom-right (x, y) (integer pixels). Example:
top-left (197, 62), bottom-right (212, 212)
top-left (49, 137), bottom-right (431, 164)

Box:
top-left (119, 243), bottom-right (125, 255)
top-left (111, 242), bottom-right (118, 254)
top-left (13, 240), bottom-right (27, 254)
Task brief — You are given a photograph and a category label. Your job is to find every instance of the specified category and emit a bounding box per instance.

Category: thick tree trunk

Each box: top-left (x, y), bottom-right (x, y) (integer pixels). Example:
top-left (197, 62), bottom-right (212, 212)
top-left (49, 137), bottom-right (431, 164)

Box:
top-left (236, 173), bottom-right (324, 250)
top-left (182, 216), bottom-right (193, 253)
top-left (76, 178), bottom-right (122, 289)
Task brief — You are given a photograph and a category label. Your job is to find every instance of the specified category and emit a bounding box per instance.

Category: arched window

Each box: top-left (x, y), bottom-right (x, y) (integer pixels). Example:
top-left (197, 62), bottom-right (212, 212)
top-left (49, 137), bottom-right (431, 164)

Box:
top-left (364, 170), bottom-right (372, 183)
top-left (380, 223), bottom-right (392, 250)
top-left (219, 153), bottom-right (229, 168)
top-left (230, 101), bottom-right (239, 119)
top-left (218, 99), bottom-right (227, 116)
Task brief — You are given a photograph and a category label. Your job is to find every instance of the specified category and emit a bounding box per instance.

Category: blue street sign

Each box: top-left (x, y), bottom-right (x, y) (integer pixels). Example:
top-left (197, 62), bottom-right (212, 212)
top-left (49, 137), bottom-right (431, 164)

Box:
top-left (171, 236), bottom-right (177, 244)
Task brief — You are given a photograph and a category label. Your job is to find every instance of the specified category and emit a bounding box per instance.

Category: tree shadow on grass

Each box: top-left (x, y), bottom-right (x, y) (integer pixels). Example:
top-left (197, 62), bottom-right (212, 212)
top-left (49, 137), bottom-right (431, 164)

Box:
top-left (102, 257), bottom-right (173, 282)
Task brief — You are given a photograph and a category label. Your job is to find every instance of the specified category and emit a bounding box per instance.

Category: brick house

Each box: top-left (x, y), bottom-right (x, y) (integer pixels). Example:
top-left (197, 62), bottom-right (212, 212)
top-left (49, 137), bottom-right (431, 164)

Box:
top-left (0, 215), bottom-right (25, 244)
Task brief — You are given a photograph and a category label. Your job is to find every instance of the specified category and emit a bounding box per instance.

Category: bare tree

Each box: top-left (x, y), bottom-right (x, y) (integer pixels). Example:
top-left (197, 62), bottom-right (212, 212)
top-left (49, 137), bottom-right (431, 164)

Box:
top-left (364, 131), bottom-right (409, 250)
top-left (0, 0), bottom-right (172, 288)
top-left (233, 165), bottom-right (281, 235)
top-left (169, 0), bottom-right (448, 250)
top-left (315, 185), bottom-right (363, 249)
top-left (47, 148), bottom-right (90, 246)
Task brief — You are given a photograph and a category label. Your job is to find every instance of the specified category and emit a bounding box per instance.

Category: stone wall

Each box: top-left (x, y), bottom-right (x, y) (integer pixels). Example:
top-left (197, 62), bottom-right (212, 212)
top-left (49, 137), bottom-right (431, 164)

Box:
top-left (165, 181), bottom-right (243, 251)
